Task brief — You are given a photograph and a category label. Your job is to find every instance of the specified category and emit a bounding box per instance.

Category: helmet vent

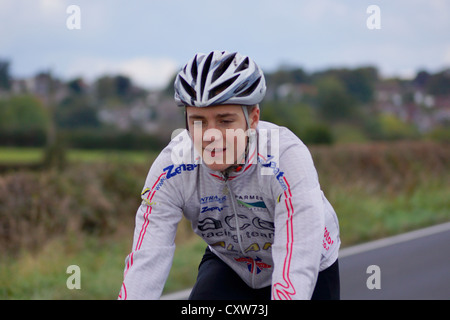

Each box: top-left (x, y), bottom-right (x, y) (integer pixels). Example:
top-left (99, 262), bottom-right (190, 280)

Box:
top-left (212, 52), bottom-right (237, 83)
top-left (191, 54), bottom-right (198, 81)
top-left (178, 76), bottom-right (197, 100)
top-left (236, 76), bottom-right (261, 97)
top-left (209, 74), bottom-right (239, 100)
top-left (235, 57), bottom-right (250, 73)
top-left (200, 51), bottom-right (214, 100)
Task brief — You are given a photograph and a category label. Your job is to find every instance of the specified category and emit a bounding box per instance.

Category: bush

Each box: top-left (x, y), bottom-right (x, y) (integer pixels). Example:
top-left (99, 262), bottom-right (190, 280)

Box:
top-left (300, 123), bottom-right (334, 145)
top-left (0, 162), bottom-right (146, 254)
top-left (365, 114), bottom-right (420, 141)
top-left (310, 140), bottom-right (450, 195)
top-left (62, 129), bottom-right (167, 151)
top-left (0, 128), bottom-right (47, 147)
top-left (426, 125), bottom-right (450, 143)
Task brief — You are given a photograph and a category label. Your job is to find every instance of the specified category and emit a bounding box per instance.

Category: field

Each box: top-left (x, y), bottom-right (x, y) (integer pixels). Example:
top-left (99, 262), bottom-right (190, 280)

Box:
top-left (0, 147), bottom-right (159, 165)
top-left (0, 141), bottom-right (449, 299)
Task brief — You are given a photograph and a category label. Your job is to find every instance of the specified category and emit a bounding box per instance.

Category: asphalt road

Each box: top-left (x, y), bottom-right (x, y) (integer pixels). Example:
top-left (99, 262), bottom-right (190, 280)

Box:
top-left (162, 222), bottom-right (450, 300)
top-left (339, 222), bottom-right (450, 300)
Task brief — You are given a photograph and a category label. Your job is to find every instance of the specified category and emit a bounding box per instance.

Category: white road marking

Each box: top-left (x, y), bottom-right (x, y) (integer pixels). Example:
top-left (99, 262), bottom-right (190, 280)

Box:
top-left (339, 221), bottom-right (450, 258)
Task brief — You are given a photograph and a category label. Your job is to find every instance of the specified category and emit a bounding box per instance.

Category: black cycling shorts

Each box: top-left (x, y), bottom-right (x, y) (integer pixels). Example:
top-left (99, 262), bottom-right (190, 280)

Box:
top-left (189, 247), bottom-right (340, 300)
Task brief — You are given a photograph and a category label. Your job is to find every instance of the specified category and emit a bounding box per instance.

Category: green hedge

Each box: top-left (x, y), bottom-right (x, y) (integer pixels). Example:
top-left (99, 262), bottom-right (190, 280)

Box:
top-left (0, 128), bottom-right (168, 151)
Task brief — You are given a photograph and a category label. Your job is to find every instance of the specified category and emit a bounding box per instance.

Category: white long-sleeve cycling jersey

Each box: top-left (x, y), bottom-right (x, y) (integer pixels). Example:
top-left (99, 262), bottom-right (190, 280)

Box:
top-left (118, 121), bottom-right (340, 300)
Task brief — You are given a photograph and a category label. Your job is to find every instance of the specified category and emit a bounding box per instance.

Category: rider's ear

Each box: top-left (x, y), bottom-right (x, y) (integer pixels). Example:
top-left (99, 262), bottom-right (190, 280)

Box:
top-left (249, 105), bottom-right (260, 130)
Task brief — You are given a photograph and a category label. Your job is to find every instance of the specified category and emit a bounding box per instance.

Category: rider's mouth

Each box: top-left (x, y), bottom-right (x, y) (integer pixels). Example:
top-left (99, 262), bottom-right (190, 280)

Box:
top-left (205, 147), bottom-right (226, 157)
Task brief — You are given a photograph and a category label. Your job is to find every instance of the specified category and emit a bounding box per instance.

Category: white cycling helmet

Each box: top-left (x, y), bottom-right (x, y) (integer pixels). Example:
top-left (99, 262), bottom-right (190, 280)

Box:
top-left (174, 50), bottom-right (266, 107)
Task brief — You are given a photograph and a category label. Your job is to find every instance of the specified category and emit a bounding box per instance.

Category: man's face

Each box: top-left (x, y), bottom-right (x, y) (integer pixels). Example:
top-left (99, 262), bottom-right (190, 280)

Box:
top-left (186, 104), bottom-right (259, 172)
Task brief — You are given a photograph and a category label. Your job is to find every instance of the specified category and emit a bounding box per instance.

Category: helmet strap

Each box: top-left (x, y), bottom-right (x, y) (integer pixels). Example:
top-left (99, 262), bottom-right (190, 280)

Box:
top-left (242, 105), bottom-right (251, 130)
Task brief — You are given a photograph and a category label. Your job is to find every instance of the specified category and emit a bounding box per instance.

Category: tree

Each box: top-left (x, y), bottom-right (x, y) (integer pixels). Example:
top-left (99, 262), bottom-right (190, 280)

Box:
top-left (0, 60), bottom-right (12, 91)
top-left (0, 95), bottom-right (50, 146)
top-left (0, 95), bottom-right (49, 130)
top-left (115, 75), bottom-right (132, 99)
top-left (260, 101), bottom-right (333, 144)
top-left (312, 67), bottom-right (377, 104)
top-left (265, 66), bottom-right (310, 87)
top-left (67, 78), bottom-right (87, 95)
top-left (56, 96), bottom-right (100, 128)
top-left (315, 76), bottom-right (356, 123)
top-left (95, 75), bottom-right (134, 104)
top-left (373, 114), bottom-right (418, 140)
top-left (413, 70), bottom-right (431, 88)
top-left (56, 77), bottom-right (99, 129)
top-left (342, 67), bottom-right (378, 104)
top-left (426, 69), bottom-right (450, 95)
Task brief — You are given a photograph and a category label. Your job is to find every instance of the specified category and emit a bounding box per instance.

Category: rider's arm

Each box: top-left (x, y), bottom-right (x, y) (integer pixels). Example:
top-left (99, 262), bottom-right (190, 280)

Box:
top-left (118, 160), bottom-right (183, 300)
top-left (270, 141), bottom-right (325, 300)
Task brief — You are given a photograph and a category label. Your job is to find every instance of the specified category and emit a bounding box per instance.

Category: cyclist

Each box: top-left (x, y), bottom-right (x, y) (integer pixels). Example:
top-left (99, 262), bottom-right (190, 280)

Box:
top-left (118, 50), bottom-right (340, 300)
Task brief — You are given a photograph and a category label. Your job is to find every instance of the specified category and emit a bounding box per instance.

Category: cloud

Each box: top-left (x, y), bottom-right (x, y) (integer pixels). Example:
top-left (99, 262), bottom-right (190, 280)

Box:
top-left (38, 0), bottom-right (67, 15)
top-left (66, 56), bottom-right (179, 89)
top-left (118, 57), bottom-right (179, 89)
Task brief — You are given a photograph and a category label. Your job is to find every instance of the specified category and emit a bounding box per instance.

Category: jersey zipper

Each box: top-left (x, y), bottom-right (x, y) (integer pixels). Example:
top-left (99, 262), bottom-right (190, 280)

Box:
top-left (223, 171), bottom-right (245, 255)
top-left (223, 171), bottom-right (257, 289)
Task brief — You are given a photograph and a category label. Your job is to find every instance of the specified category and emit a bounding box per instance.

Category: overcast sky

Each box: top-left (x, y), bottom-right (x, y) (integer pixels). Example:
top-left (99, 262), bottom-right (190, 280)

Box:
top-left (1, 0), bottom-right (449, 89)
